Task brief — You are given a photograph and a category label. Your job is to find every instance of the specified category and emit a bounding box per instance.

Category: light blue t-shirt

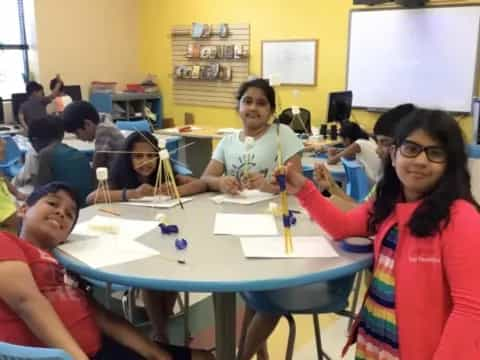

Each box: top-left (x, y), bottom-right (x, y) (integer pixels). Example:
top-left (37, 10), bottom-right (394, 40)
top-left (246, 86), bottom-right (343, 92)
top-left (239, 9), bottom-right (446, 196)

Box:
top-left (212, 124), bottom-right (303, 181)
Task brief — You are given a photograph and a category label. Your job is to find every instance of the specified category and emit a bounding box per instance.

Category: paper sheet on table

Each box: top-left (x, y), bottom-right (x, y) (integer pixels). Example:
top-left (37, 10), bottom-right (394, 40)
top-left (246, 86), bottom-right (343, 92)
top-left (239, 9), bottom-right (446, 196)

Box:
top-left (240, 236), bottom-right (339, 258)
top-left (62, 215), bottom-right (160, 268)
top-left (122, 196), bottom-right (192, 208)
top-left (214, 213), bottom-right (278, 236)
top-left (216, 128), bottom-right (240, 134)
top-left (162, 126), bottom-right (201, 133)
top-left (71, 215), bottom-right (159, 239)
top-left (211, 190), bottom-right (276, 205)
top-left (58, 237), bottom-right (159, 268)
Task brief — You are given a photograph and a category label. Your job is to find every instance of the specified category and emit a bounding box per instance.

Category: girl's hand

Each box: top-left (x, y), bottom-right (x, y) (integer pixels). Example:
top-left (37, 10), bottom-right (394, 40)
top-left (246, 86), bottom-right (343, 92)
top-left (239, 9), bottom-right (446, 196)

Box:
top-left (314, 163), bottom-right (335, 192)
top-left (271, 164), bottom-right (307, 195)
top-left (219, 176), bottom-right (242, 195)
top-left (134, 184), bottom-right (156, 198)
top-left (244, 172), bottom-right (266, 190)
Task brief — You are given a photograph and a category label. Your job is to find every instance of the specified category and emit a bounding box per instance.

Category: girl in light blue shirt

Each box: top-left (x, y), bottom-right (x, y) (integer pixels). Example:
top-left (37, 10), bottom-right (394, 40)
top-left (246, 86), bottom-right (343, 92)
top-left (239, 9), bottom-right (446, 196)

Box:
top-left (202, 78), bottom-right (303, 195)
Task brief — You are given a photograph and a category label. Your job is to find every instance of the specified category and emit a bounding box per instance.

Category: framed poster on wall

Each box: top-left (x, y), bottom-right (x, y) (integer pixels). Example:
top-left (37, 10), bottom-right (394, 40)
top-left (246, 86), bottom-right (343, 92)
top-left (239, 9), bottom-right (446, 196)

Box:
top-left (261, 39), bottom-right (317, 86)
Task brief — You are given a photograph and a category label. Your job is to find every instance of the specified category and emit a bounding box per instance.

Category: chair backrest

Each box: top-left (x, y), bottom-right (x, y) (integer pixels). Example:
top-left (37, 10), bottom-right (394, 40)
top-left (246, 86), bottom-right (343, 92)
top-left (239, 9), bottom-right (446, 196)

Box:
top-left (341, 158), bottom-right (371, 202)
top-left (0, 342), bottom-right (72, 360)
top-left (116, 120), bottom-right (152, 133)
top-left (0, 136), bottom-right (23, 164)
top-left (277, 108), bottom-right (312, 134)
top-left (63, 85), bottom-right (82, 101)
top-left (49, 144), bottom-right (94, 207)
top-left (11, 93), bottom-right (29, 123)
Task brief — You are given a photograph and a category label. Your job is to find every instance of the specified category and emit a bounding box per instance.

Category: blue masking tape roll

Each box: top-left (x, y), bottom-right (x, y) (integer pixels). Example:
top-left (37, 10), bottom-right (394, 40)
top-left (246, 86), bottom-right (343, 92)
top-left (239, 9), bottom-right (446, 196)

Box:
top-left (340, 237), bottom-right (373, 253)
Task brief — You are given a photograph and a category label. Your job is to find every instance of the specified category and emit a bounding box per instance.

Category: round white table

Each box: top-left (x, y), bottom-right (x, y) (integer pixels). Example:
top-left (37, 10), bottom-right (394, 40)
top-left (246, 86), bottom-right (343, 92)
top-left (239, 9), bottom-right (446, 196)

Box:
top-left (55, 193), bottom-right (372, 359)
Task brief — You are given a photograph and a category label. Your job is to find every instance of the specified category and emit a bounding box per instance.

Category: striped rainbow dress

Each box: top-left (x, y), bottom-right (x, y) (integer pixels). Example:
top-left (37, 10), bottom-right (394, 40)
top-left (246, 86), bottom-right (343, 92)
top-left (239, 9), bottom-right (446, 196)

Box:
top-left (355, 226), bottom-right (400, 360)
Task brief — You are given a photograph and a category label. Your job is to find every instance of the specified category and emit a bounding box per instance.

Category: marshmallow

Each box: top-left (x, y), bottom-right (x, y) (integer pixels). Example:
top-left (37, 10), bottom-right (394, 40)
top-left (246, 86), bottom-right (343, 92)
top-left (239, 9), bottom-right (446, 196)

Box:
top-left (291, 106), bottom-right (300, 115)
top-left (157, 139), bottom-right (167, 149)
top-left (159, 149), bottom-right (170, 160)
top-left (96, 167), bottom-right (108, 181)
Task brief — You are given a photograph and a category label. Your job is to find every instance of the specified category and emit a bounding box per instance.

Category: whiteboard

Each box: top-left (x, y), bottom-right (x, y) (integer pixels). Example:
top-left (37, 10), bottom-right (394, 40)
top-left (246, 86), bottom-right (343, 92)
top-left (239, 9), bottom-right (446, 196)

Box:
top-left (347, 6), bottom-right (480, 113)
top-left (262, 40), bottom-right (317, 85)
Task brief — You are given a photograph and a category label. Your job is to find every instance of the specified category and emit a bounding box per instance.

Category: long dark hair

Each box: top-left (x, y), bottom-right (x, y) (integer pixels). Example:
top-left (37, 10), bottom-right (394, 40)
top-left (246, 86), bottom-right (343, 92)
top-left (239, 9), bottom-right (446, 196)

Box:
top-left (340, 121), bottom-right (369, 142)
top-left (369, 109), bottom-right (479, 237)
top-left (110, 131), bottom-right (160, 189)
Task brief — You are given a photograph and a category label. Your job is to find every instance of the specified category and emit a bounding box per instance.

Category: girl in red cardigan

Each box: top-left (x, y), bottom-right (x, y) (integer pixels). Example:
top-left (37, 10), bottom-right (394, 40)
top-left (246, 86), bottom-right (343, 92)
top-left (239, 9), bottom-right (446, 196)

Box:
top-left (280, 109), bottom-right (480, 360)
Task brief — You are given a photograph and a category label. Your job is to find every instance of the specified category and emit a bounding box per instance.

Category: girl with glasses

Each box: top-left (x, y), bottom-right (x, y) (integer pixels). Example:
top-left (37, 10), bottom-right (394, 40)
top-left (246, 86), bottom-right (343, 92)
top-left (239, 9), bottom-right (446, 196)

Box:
top-left (276, 109), bottom-right (480, 360)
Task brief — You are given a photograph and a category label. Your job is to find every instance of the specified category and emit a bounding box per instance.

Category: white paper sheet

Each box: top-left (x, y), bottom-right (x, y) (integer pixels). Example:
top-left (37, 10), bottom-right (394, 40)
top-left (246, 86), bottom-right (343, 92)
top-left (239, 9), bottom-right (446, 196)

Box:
top-left (214, 213), bottom-right (278, 236)
top-left (122, 196), bottom-right (192, 208)
top-left (211, 190), bottom-right (276, 205)
top-left (61, 215), bottom-right (160, 268)
top-left (71, 215), bottom-right (158, 240)
top-left (58, 237), bottom-right (159, 268)
top-left (240, 236), bottom-right (339, 258)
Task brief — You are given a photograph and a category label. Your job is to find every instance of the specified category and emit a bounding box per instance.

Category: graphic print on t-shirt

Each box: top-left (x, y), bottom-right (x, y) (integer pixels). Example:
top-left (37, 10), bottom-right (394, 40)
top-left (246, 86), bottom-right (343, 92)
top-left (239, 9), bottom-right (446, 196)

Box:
top-left (230, 153), bottom-right (270, 182)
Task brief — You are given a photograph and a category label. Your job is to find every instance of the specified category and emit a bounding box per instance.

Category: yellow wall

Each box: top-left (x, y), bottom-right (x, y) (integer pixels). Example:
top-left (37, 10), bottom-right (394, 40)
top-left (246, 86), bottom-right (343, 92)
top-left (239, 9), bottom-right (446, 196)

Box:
top-left (33, 0), bottom-right (142, 99)
top-left (139, 0), bottom-right (477, 139)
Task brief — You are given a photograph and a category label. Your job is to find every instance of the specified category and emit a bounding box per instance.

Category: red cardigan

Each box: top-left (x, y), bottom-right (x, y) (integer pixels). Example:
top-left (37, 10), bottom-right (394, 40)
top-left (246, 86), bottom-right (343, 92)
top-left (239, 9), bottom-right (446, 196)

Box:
top-left (297, 180), bottom-right (480, 360)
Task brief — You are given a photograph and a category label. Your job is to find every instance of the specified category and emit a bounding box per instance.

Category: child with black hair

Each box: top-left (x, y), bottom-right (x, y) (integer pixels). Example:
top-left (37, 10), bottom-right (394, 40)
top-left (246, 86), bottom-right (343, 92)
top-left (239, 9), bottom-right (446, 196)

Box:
top-left (47, 76), bottom-right (72, 114)
top-left (31, 116), bottom-right (93, 207)
top-left (274, 109), bottom-right (480, 359)
top-left (202, 78), bottom-right (303, 195)
top-left (63, 101), bottom-right (124, 170)
top-left (324, 121), bottom-right (381, 184)
top-left (86, 131), bottom-right (206, 344)
top-left (18, 75), bottom-right (63, 132)
top-left (315, 104), bottom-right (415, 210)
top-left (0, 182), bottom-right (214, 360)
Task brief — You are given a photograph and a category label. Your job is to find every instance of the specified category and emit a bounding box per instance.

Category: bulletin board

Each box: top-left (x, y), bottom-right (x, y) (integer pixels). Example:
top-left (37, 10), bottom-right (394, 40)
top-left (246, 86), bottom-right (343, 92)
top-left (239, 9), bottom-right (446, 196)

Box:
top-left (171, 23), bottom-right (250, 108)
top-left (261, 39), bottom-right (317, 86)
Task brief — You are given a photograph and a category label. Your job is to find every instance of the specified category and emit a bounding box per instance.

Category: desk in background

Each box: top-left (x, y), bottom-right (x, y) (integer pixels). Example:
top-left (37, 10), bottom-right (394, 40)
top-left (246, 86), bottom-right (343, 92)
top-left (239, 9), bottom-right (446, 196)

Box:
top-left (155, 127), bottom-right (238, 177)
top-left (55, 193), bottom-right (372, 360)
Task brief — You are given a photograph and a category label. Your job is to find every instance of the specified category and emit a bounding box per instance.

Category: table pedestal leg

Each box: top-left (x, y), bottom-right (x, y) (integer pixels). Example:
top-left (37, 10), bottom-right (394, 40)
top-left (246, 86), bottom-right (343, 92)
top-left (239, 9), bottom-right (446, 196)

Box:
top-left (213, 292), bottom-right (236, 360)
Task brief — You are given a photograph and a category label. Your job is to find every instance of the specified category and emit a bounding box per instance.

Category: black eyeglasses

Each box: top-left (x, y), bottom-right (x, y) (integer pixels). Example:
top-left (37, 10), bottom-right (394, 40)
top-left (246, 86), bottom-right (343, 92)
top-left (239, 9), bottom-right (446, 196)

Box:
top-left (399, 140), bottom-right (447, 164)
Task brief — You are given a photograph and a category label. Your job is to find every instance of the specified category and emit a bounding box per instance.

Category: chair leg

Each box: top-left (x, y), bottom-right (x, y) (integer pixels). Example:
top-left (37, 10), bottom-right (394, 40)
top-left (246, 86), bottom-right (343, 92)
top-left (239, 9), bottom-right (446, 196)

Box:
top-left (121, 288), bottom-right (135, 323)
top-left (105, 282), bottom-right (112, 310)
top-left (312, 314), bottom-right (331, 360)
top-left (348, 271), bottom-right (363, 330)
top-left (183, 291), bottom-right (190, 346)
top-left (284, 314), bottom-right (296, 360)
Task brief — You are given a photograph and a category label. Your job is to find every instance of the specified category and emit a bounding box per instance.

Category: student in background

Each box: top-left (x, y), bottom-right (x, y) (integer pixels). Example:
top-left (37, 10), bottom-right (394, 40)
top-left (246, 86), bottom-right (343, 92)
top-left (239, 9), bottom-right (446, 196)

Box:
top-left (86, 131), bottom-right (206, 344)
top-left (18, 75), bottom-right (63, 133)
top-left (275, 109), bottom-right (480, 359)
top-left (202, 78), bottom-right (303, 195)
top-left (47, 76), bottom-right (72, 114)
top-left (202, 78), bottom-right (303, 360)
top-left (324, 121), bottom-right (381, 184)
top-left (315, 103), bottom-right (416, 211)
top-left (32, 116), bottom-right (93, 207)
top-left (63, 101), bottom-right (124, 170)
top-left (0, 182), bottom-right (214, 360)
top-left (0, 138), bottom-right (26, 233)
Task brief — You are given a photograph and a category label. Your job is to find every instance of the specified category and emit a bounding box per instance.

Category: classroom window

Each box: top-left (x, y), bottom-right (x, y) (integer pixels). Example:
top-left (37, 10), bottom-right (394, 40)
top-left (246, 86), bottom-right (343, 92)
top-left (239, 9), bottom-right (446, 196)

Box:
top-left (0, 0), bottom-right (29, 100)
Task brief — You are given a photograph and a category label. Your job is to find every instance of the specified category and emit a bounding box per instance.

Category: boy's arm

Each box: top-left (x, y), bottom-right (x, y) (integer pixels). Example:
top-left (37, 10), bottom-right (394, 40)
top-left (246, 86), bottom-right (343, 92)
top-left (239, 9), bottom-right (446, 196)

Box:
top-left (18, 112), bottom-right (28, 134)
top-left (92, 303), bottom-right (171, 360)
top-left (4, 180), bottom-right (26, 201)
top-left (327, 142), bottom-right (360, 164)
top-left (0, 260), bottom-right (88, 360)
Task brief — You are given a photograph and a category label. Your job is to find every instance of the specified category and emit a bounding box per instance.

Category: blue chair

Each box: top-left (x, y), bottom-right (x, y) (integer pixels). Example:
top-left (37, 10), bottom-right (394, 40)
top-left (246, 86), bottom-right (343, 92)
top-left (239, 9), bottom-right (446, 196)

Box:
top-left (0, 342), bottom-right (72, 359)
top-left (467, 144), bottom-right (480, 158)
top-left (0, 136), bottom-right (23, 178)
top-left (341, 158), bottom-right (371, 202)
top-left (239, 275), bottom-right (357, 360)
top-left (302, 165), bottom-right (314, 180)
top-left (116, 120), bottom-right (152, 133)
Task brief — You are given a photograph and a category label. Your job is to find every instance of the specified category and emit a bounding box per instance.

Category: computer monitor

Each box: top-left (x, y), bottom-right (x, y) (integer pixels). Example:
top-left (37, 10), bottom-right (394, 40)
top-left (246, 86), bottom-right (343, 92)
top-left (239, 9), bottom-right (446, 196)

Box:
top-left (0, 97), bottom-right (4, 123)
top-left (327, 91), bottom-right (353, 122)
top-left (11, 93), bottom-right (28, 123)
top-left (63, 85), bottom-right (82, 101)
